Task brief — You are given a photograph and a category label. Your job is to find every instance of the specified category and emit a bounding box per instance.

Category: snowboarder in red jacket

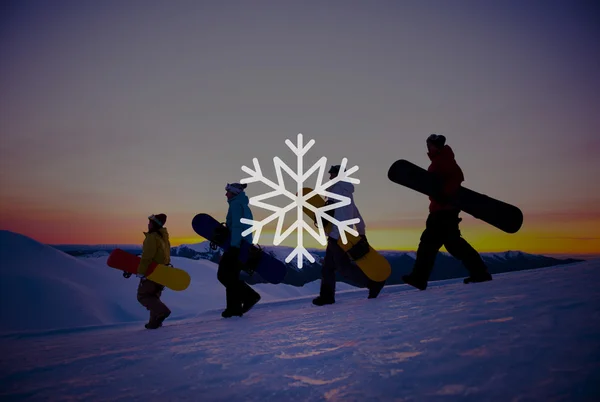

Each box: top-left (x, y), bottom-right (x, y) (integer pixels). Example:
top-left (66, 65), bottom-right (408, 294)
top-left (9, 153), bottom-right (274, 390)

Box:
top-left (402, 134), bottom-right (492, 290)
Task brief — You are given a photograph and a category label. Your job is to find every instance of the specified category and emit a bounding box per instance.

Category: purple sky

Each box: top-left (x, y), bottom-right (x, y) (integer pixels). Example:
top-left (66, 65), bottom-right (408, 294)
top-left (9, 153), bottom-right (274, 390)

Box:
top-left (0, 0), bottom-right (598, 248)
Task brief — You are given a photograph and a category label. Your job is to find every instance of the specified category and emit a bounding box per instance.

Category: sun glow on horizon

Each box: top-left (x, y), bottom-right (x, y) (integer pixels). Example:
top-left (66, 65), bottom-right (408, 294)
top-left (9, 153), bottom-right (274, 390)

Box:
top-left (2, 204), bottom-right (599, 255)
top-left (169, 221), bottom-right (600, 255)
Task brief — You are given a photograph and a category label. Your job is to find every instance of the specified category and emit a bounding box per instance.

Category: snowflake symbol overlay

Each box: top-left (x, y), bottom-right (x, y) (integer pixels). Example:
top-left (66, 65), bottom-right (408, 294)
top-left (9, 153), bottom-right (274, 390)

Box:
top-left (239, 133), bottom-right (361, 268)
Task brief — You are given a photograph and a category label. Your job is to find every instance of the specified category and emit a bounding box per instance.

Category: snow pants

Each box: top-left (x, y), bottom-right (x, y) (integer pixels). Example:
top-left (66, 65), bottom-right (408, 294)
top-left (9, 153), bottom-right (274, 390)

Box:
top-left (319, 237), bottom-right (375, 298)
top-left (137, 278), bottom-right (171, 322)
top-left (411, 209), bottom-right (489, 282)
top-left (217, 248), bottom-right (260, 311)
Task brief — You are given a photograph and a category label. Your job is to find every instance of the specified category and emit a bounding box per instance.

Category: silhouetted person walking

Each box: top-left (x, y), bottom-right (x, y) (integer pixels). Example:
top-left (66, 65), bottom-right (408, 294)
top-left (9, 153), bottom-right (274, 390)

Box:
top-left (402, 134), bottom-right (492, 290)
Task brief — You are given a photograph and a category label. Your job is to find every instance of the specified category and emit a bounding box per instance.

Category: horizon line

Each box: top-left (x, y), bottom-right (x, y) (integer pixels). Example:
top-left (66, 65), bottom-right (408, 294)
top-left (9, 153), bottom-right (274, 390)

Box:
top-left (45, 241), bottom-right (599, 258)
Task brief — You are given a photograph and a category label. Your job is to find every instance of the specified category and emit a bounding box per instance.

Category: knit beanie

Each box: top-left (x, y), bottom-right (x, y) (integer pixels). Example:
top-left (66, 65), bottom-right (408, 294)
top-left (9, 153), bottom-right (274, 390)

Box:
top-left (148, 213), bottom-right (167, 227)
top-left (426, 133), bottom-right (446, 149)
top-left (225, 182), bottom-right (247, 195)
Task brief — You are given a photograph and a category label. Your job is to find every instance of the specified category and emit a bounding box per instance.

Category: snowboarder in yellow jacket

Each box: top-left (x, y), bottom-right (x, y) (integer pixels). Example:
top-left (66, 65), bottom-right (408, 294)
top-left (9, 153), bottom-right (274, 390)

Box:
top-left (137, 213), bottom-right (172, 329)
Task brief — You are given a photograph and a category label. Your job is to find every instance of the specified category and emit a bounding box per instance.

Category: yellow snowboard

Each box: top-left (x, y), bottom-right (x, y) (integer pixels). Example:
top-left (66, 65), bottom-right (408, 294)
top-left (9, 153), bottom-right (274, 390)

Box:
top-left (298, 187), bottom-right (391, 282)
top-left (299, 187), bottom-right (331, 234)
top-left (107, 248), bottom-right (191, 291)
top-left (336, 233), bottom-right (391, 282)
top-left (146, 264), bottom-right (191, 291)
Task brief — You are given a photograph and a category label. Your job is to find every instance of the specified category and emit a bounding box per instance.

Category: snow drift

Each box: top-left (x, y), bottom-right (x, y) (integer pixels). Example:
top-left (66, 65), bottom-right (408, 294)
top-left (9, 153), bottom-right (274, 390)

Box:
top-left (0, 230), bottom-right (355, 333)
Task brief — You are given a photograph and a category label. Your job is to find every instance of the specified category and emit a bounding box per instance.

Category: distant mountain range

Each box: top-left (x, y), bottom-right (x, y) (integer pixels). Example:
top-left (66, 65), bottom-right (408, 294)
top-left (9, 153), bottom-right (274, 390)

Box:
top-left (53, 242), bottom-right (584, 288)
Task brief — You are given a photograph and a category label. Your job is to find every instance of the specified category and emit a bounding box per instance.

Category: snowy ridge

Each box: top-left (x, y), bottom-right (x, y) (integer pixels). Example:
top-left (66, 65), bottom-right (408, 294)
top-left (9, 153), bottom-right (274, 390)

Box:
top-left (0, 231), bottom-right (144, 332)
top-left (172, 242), bottom-right (213, 253)
top-left (0, 230), bottom-right (355, 334)
top-left (53, 244), bottom-right (142, 251)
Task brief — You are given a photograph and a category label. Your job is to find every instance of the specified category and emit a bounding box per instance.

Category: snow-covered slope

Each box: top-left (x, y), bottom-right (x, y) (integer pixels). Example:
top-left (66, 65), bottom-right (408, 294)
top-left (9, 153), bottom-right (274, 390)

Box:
top-left (0, 231), bottom-right (144, 332)
top-left (0, 259), bottom-right (598, 401)
top-left (0, 230), bottom-right (356, 334)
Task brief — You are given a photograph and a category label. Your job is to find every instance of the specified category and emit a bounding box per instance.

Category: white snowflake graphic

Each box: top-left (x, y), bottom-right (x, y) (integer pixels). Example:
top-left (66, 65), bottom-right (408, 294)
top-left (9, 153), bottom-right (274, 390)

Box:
top-left (239, 133), bottom-right (361, 268)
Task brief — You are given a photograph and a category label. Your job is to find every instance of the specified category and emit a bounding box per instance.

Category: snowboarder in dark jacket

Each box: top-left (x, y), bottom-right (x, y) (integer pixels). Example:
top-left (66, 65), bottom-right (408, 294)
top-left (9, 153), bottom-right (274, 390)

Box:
top-left (137, 213), bottom-right (172, 329)
top-left (312, 165), bottom-right (386, 306)
top-left (402, 134), bottom-right (492, 290)
top-left (217, 183), bottom-right (261, 318)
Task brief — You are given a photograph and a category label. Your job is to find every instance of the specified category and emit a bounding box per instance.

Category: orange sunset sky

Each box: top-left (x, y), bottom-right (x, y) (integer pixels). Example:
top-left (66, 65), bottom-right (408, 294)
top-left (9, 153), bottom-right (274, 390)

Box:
top-left (1, 1), bottom-right (599, 257)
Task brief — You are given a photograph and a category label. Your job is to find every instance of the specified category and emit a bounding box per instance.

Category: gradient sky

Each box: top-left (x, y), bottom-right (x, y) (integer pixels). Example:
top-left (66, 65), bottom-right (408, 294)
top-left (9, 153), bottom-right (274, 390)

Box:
top-left (1, 0), bottom-right (599, 255)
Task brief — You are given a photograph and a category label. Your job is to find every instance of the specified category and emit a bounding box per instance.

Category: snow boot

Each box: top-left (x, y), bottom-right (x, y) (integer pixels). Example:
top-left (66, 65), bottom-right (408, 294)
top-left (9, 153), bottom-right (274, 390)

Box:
top-left (145, 310), bottom-right (170, 329)
top-left (464, 272), bottom-right (493, 284)
top-left (221, 308), bottom-right (243, 318)
top-left (242, 294), bottom-right (261, 314)
top-left (312, 296), bottom-right (335, 306)
top-left (157, 310), bottom-right (171, 326)
top-left (402, 274), bottom-right (427, 291)
top-left (145, 317), bottom-right (161, 330)
top-left (368, 280), bottom-right (386, 299)
top-left (144, 320), bottom-right (160, 329)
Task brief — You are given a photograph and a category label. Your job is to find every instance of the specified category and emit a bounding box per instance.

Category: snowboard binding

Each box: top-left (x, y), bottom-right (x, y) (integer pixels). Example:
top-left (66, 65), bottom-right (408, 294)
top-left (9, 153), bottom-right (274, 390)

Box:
top-left (346, 236), bottom-right (371, 261)
top-left (210, 222), bottom-right (229, 250)
top-left (242, 244), bottom-right (263, 275)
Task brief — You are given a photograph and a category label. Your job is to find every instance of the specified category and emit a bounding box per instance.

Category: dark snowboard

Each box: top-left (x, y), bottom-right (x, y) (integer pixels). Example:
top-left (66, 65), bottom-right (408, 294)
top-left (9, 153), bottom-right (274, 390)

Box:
top-left (191, 213), bottom-right (287, 284)
top-left (387, 159), bottom-right (523, 234)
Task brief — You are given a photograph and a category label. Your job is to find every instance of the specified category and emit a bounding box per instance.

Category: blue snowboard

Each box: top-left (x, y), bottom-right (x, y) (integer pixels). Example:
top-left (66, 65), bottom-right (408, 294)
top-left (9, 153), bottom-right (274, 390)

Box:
top-left (191, 213), bottom-right (288, 284)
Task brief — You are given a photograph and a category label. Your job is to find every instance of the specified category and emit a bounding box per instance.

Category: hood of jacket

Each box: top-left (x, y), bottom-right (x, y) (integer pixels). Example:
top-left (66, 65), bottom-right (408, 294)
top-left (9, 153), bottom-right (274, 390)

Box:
top-left (144, 227), bottom-right (169, 241)
top-left (328, 181), bottom-right (355, 199)
top-left (227, 191), bottom-right (250, 207)
top-left (428, 144), bottom-right (455, 163)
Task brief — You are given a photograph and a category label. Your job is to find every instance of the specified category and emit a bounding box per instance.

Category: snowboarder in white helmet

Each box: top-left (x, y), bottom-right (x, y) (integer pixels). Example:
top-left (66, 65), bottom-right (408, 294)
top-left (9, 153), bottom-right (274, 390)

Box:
top-left (312, 166), bottom-right (386, 306)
